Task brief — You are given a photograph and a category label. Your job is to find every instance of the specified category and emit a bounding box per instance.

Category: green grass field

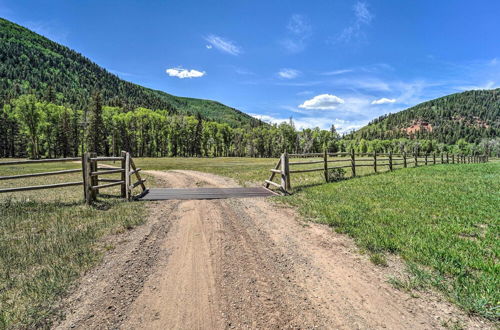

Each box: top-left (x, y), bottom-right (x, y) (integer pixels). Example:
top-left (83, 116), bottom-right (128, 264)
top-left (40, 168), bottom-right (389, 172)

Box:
top-left (0, 157), bottom-right (497, 327)
top-left (284, 162), bottom-right (499, 320)
top-left (133, 155), bottom-right (399, 190)
top-left (0, 160), bottom-right (149, 328)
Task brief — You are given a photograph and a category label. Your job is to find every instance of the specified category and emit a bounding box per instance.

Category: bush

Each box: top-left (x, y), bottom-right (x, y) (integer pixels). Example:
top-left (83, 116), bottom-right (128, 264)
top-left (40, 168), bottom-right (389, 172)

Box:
top-left (327, 167), bottom-right (346, 182)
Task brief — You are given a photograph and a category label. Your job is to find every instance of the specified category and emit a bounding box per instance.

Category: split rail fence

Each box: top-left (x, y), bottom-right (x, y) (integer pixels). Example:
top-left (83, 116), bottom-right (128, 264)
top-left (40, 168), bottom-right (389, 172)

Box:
top-left (265, 150), bottom-right (488, 194)
top-left (0, 151), bottom-right (147, 204)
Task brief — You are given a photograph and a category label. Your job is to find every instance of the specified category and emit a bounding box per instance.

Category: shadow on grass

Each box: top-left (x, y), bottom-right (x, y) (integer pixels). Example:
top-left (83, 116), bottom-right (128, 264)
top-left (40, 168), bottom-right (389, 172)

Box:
top-left (0, 194), bottom-right (127, 213)
top-left (289, 170), bottom-right (386, 193)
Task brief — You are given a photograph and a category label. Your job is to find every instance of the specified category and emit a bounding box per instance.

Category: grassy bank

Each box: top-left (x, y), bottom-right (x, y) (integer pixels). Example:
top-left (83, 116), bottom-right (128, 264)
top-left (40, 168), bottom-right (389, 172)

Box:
top-left (283, 162), bottom-right (499, 320)
top-left (0, 161), bottom-right (148, 328)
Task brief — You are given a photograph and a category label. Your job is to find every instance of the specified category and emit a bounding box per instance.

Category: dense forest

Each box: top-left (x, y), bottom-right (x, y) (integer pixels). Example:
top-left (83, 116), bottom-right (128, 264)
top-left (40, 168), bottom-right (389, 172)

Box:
top-left (347, 89), bottom-right (499, 144)
top-left (2, 93), bottom-right (498, 159)
top-left (0, 18), bottom-right (260, 127)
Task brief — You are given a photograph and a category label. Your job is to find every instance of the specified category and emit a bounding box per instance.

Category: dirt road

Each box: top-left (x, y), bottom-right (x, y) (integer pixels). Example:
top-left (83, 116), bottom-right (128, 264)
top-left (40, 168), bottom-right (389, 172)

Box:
top-left (56, 170), bottom-right (489, 329)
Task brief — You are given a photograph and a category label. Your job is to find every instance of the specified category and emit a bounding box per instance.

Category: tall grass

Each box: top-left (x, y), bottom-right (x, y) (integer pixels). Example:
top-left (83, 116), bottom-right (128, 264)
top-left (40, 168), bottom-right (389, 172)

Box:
top-left (283, 163), bottom-right (500, 320)
top-left (0, 161), bottom-right (147, 328)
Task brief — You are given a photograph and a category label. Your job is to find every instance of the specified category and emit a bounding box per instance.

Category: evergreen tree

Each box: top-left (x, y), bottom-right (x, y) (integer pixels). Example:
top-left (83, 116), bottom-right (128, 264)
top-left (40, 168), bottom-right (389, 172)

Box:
top-left (86, 92), bottom-right (105, 154)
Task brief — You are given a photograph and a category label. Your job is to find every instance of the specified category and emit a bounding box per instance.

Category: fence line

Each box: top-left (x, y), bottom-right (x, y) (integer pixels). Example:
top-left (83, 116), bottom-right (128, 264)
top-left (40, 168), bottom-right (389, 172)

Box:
top-left (264, 151), bottom-right (489, 194)
top-left (0, 151), bottom-right (148, 204)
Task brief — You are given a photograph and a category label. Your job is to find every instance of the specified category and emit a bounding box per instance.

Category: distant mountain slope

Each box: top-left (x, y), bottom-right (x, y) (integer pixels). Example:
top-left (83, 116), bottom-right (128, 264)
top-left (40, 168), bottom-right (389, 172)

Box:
top-left (348, 89), bottom-right (500, 144)
top-left (0, 18), bottom-right (259, 127)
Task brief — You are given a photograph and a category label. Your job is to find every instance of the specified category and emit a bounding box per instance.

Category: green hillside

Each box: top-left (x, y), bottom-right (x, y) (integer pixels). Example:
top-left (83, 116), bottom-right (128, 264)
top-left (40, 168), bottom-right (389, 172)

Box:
top-left (348, 89), bottom-right (500, 144)
top-left (0, 18), bottom-right (259, 127)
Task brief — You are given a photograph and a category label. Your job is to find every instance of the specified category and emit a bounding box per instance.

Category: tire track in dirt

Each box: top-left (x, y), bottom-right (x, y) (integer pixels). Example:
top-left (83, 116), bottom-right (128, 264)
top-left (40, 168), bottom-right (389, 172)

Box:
top-left (56, 169), bottom-right (492, 330)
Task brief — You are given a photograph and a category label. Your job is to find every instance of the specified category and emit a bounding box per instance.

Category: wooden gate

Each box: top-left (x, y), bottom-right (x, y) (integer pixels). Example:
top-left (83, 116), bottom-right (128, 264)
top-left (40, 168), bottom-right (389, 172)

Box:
top-left (0, 151), bottom-right (148, 204)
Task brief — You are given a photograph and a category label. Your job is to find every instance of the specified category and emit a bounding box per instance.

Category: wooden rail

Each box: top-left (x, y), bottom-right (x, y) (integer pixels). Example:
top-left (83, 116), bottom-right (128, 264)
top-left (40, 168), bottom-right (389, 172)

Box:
top-left (264, 151), bottom-right (488, 194)
top-left (1, 151), bottom-right (148, 204)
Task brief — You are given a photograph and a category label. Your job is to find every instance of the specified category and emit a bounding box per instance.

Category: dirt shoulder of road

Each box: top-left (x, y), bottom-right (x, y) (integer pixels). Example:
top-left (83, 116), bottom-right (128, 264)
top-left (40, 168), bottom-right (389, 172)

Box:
top-left (54, 170), bottom-right (493, 330)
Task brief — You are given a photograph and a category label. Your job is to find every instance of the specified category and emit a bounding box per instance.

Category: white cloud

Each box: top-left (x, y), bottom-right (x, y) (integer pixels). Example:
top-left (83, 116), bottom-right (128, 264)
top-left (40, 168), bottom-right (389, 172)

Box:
top-left (337, 1), bottom-right (373, 43)
top-left (299, 94), bottom-right (345, 110)
top-left (278, 68), bottom-right (301, 79)
top-left (282, 14), bottom-right (312, 53)
top-left (205, 44), bottom-right (212, 49)
top-left (371, 97), bottom-right (396, 105)
top-left (205, 35), bottom-right (241, 55)
top-left (166, 68), bottom-right (206, 79)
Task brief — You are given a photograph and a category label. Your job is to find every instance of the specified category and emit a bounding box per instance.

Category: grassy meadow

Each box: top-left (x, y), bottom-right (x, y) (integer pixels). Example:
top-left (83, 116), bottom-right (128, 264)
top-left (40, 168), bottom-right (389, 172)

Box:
top-left (0, 160), bottom-right (150, 328)
top-left (284, 162), bottom-right (499, 320)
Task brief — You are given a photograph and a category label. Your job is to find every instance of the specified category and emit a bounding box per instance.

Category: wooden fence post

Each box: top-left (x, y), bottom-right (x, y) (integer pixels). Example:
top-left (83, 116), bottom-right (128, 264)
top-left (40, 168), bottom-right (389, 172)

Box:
top-left (83, 152), bottom-right (93, 205)
top-left (351, 149), bottom-right (356, 177)
top-left (446, 152), bottom-right (449, 164)
top-left (323, 149), bottom-right (329, 183)
top-left (125, 152), bottom-right (131, 200)
top-left (389, 151), bottom-right (393, 171)
top-left (433, 153), bottom-right (436, 165)
top-left (425, 154), bottom-right (428, 165)
top-left (414, 152), bottom-right (418, 167)
top-left (374, 151), bottom-right (378, 173)
top-left (82, 153), bottom-right (87, 201)
top-left (121, 151), bottom-right (127, 198)
top-left (90, 152), bottom-right (97, 200)
top-left (441, 153), bottom-right (444, 164)
top-left (280, 152), bottom-right (290, 192)
top-left (403, 151), bottom-right (407, 168)
top-left (452, 154), bottom-right (455, 164)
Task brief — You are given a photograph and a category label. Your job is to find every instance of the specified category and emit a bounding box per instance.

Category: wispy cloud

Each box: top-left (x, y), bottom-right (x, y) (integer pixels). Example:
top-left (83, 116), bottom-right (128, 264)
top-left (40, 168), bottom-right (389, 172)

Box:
top-left (336, 1), bottom-right (374, 43)
top-left (278, 68), bottom-right (301, 79)
top-left (455, 81), bottom-right (498, 91)
top-left (371, 97), bottom-right (396, 105)
top-left (166, 68), bottom-right (206, 79)
top-left (109, 69), bottom-right (136, 78)
top-left (281, 14), bottom-right (312, 53)
top-left (321, 69), bottom-right (353, 76)
top-left (297, 90), bottom-right (314, 96)
top-left (250, 112), bottom-right (366, 133)
top-left (299, 94), bottom-right (345, 110)
top-left (205, 34), bottom-right (242, 55)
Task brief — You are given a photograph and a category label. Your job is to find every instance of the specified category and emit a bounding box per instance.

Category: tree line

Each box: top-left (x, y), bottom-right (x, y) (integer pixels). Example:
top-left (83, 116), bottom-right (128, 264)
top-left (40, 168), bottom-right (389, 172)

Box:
top-left (2, 94), bottom-right (498, 160)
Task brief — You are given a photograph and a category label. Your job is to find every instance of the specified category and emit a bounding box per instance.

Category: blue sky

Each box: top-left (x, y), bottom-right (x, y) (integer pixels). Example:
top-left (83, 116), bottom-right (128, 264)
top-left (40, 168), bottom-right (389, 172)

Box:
top-left (1, 0), bottom-right (499, 132)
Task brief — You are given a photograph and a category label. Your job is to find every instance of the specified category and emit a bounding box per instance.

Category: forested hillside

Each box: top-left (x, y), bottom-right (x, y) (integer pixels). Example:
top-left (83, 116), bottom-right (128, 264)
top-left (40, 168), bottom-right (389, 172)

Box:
top-left (348, 89), bottom-right (499, 144)
top-left (0, 18), bottom-right (259, 127)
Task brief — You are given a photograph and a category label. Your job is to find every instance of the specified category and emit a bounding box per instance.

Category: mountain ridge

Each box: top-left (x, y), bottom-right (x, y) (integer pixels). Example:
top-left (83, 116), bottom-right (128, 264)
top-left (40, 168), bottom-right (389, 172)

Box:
top-left (347, 89), bottom-right (499, 144)
top-left (0, 17), bottom-right (260, 127)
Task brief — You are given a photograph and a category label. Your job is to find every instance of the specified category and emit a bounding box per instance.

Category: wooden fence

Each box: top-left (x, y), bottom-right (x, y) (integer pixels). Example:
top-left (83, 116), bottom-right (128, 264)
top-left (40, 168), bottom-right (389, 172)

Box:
top-left (265, 150), bottom-right (489, 194)
top-left (0, 151), bottom-right (148, 204)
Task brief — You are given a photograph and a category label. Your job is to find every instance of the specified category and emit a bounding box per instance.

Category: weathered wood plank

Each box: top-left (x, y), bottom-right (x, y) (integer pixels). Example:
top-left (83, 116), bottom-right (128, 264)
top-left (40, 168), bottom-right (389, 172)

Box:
top-left (91, 181), bottom-right (124, 190)
top-left (90, 169), bottom-right (124, 176)
top-left (289, 167), bottom-right (324, 173)
top-left (0, 169), bottom-right (81, 180)
top-left (0, 181), bottom-right (83, 193)
top-left (0, 157), bottom-right (80, 166)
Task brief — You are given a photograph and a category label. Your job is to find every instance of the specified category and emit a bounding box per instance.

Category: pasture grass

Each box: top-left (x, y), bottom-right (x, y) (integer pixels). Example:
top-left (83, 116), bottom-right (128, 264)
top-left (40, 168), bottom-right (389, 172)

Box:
top-left (133, 155), bottom-right (401, 190)
top-left (0, 160), bottom-right (148, 328)
top-left (283, 162), bottom-right (500, 320)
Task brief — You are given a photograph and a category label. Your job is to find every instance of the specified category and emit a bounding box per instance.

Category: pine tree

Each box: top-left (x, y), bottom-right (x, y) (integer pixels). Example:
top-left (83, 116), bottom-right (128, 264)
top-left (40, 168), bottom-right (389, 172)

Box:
top-left (86, 92), bottom-right (105, 154)
top-left (193, 112), bottom-right (203, 157)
